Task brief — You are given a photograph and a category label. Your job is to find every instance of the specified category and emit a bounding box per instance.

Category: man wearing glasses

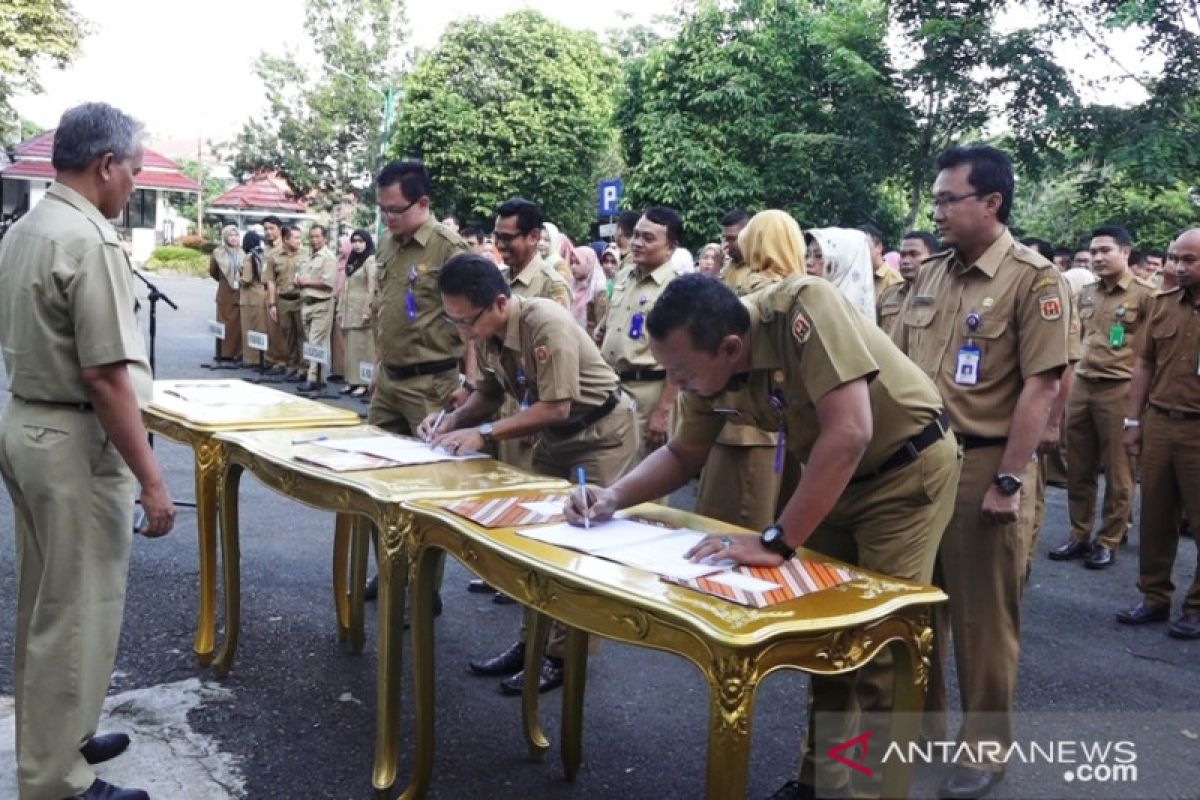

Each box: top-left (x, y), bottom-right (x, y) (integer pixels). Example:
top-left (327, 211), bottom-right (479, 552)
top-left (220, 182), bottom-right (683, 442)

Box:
top-left (891, 144), bottom-right (1071, 799)
top-left (421, 253), bottom-right (637, 694)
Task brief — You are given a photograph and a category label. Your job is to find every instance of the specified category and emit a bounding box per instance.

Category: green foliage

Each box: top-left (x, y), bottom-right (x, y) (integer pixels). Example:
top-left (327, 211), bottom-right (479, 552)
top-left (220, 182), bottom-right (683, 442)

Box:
top-left (169, 157), bottom-right (233, 232)
top-left (616, 0), bottom-right (910, 247)
top-left (0, 0), bottom-right (86, 143)
top-left (391, 10), bottom-right (620, 239)
top-left (150, 245), bottom-right (204, 262)
top-left (230, 0), bottom-right (406, 208)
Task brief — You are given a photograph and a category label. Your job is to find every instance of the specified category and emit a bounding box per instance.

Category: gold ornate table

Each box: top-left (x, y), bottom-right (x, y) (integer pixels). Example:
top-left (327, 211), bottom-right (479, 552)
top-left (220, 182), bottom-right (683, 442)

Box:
top-left (143, 379), bottom-right (361, 665)
top-left (210, 425), bottom-right (570, 793)
top-left (401, 499), bottom-right (947, 800)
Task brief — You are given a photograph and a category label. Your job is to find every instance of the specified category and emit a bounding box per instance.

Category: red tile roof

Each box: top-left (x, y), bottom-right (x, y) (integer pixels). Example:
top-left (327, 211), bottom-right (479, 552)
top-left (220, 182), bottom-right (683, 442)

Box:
top-left (209, 174), bottom-right (307, 212)
top-left (2, 129), bottom-right (200, 192)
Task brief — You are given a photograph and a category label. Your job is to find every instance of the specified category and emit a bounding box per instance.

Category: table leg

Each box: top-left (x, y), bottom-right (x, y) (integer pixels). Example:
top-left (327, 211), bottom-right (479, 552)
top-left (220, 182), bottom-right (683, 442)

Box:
top-left (560, 627), bottom-right (589, 781)
top-left (332, 513), bottom-right (352, 642)
top-left (522, 609), bottom-right (552, 760)
top-left (880, 638), bottom-right (923, 800)
top-left (371, 531), bottom-right (408, 793)
top-left (212, 462), bottom-right (244, 679)
top-left (192, 441), bottom-right (221, 665)
top-left (704, 655), bottom-right (758, 800)
top-left (399, 545), bottom-right (440, 800)
top-left (347, 518), bottom-right (371, 654)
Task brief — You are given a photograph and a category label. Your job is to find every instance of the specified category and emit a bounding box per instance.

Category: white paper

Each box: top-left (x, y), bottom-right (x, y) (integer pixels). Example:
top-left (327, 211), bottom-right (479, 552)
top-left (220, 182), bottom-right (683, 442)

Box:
top-left (518, 501), bottom-right (567, 517)
top-left (160, 382), bottom-right (289, 407)
top-left (518, 519), bottom-right (675, 554)
top-left (707, 571), bottom-right (782, 593)
top-left (516, 520), bottom-right (729, 580)
top-left (314, 435), bottom-right (485, 464)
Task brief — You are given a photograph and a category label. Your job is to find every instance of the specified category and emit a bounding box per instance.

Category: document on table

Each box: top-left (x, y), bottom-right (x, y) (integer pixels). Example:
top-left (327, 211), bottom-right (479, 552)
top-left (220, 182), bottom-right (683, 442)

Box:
top-left (312, 435), bottom-right (486, 464)
top-left (291, 445), bottom-right (397, 472)
top-left (160, 382), bottom-right (289, 407)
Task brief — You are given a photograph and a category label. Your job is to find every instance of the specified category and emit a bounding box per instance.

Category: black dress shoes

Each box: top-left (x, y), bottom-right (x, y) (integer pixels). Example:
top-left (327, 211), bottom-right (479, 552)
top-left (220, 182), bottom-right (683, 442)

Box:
top-left (68, 778), bottom-right (149, 800)
top-left (1168, 613), bottom-right (1200, 639)
top-left (1048, 539), bottom-right (1091, 560)
top-left (80, 732), bottom-right (130, 765)
top-left (295, 381), bottom-right (319, 393)
top-left (1116, 600), bottom-right (1170, 625)
top-left (1084, 545), bottom-right (1115, 569)
top-left (469, 640), bottom-right (526, 676)
top-left (466, 579), bottom-right (493, 593)
top-left (939, 765), bottom-right (1004, 799)
top-left (492, 592), bottom-right (516, 605)
top-left (499, 655), bottom-right (564, 695)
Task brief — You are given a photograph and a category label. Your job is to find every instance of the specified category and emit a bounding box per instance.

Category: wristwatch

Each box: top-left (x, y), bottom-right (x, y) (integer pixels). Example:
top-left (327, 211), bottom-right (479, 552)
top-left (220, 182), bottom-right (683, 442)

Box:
top-left (1122, 417), bottom-right (1141, 430)
top-left (760, 524), bottom-right (795, 561)
top-left (993, 473), bottom-right (1023, 496)
top-left (478, 422), bottom-right (495, 446)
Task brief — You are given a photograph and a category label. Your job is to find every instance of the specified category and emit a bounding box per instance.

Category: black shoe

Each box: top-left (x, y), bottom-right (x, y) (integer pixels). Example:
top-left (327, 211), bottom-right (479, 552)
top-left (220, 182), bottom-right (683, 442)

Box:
top-left (492, 592), bottom-right (515, 605)
top-left (1181, 521), bottom-right (1193, 539)
top-left (499, 656), bottom-right (564, 695)
top-left (266, 365), bottom-right (287, 376)
top-left (1121, 532), bottom-right (1129, 546)
top-left (469, 641), bottom-right (526, 676)
top-left (364, 574), bottom-right (378, 601)
top-left (1168, 613), bottom-right (1200, 639)
top-left (938, 765), bottom-right (1004, 799)
top-left (284, 373), bottom-right (303, 383)
top-left (327, 374), bottom-right (344, 384)
top-left (295, 381), bottom-right (320, 393)
top-left (1084, 545), bottom-right (1116, 569)
top-left (1116, 601), bottom-right (1170, 625)
top-left (68, 778), bottom-right (150, 800)
top-left (402, 591), bottom-right (442, 629)
top-left (1048, 539), bottom-right (1091, 560)
top-left (467, 579), bottom-right (493, 593)
top-left (80, 732), bottom-right (130, 765)
top-left (766, 780), bottom-right (815, 800)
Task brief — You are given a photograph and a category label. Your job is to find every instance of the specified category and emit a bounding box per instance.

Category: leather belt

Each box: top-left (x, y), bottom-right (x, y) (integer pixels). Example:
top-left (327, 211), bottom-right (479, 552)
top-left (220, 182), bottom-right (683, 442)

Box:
top-left (956, 433), bottom-right (1008, 450)
top-left (16, 396), bottom-right (93, 412)
top-left (277, 291), bottom-right (301, 301)
top-left (384, 358), bottom-right (458, 380)
top-left (302, 296), bottom-right (332, 305)
top-left (618, 368), bottom-right (666, 382)
top-left (849, 410), bottom-right (950, 485)
top-left (547, 392), bottom-right (620, 438)
top-left (1150, 403), bottom-right (1200, 421)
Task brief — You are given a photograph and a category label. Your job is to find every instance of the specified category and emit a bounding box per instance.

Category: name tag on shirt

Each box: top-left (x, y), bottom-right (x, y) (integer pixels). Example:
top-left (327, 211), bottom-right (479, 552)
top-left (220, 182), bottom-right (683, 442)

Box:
top-left (955, 344), bottom-right (981, 385)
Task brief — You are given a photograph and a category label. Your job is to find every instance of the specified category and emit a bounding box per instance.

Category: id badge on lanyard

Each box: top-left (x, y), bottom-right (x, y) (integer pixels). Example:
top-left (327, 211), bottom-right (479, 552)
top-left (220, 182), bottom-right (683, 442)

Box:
top-left (769, 384), bottom-right (786, 474)
top-left (955, 312), bottom-right (982, 386)
top-left (516, 368), bottom-right (531, 410)
top-left (406, 266), bottom-right (419, 321)
top-left (1109, 306), bottom-right (1127, 348)
top-left (628, 293), bottom-right (650, 340)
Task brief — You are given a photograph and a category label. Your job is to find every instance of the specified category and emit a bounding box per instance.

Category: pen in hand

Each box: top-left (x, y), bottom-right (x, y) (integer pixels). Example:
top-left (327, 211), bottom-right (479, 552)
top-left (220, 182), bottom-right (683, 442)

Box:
top-left (577, 466), bottom-right (590, 530)
top-left (426, 408), bottom-right (447, 444)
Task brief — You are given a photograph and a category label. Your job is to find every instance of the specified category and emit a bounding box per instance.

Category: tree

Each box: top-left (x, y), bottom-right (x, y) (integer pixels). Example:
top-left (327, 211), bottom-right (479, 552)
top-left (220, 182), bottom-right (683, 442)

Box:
top-left (616, 0), bottom-right (911, 247)
top-left (391, 10), bottom-right (620, 239)
top-left (229, 0), bottom-right (406, 211)
top-left (167, 158), bottom-right (234, 239)
top-left (0, 0), bottom-right (86, 143)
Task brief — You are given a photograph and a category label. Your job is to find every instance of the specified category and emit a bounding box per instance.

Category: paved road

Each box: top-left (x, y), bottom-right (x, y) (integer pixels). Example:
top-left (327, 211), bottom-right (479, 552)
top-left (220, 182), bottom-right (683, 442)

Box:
top-left (1, 274), bottom-right (1197, 799)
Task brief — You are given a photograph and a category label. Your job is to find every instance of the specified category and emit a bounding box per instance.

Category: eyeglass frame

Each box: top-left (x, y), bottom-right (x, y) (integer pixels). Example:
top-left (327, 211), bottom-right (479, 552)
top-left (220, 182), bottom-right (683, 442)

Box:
top-left (441, 303), bottom-right (490, 329)
top-left (930, 191), bottom-right (985, 211)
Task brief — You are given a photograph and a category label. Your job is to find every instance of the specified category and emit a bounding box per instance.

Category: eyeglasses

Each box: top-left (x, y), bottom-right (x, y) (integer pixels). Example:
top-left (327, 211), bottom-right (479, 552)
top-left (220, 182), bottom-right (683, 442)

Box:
top-left (441, 304), bottom-right (489, 328)
top-left (379, 199), bottom-right (418, 218)
top-left (930, 191), bottom-right (982, 210)
top-left (492, 231), bottom-right (525, 244)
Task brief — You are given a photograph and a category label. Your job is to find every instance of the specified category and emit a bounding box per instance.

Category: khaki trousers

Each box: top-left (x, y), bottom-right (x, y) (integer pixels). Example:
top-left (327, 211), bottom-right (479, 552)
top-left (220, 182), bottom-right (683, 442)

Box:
top-left (301, 299), bottom-right (334, 383)
top-left (266, 301), bottom-right (288, 367)
top-left (622, 378), bottom-right (667, 459)
top-left (239, 285), bottom-right (268, 367)
top-left (0, 400), bottom-right (137, 799)
top-left (695, 442), bottom-right (781, 530)
top-left (1136, 409), bottom-right (1200, 613)
top-left (214, 280), bottom-right (242, 360)
top-left (1067, 377), bottom-right (1136, 549)
top-left (277, 299), bottom-right (305, 373)
top-left (496, 395), bottom-right (535, 474)
top-left (796, 434), bottom-right (960, 793)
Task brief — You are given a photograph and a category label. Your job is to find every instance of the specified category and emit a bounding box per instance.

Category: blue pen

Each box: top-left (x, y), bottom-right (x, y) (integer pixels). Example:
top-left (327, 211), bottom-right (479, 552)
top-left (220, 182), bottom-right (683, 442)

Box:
top-left (291, 434), bottom-right (329, 445)
top-left (577, 466), bottom-right (590, 529)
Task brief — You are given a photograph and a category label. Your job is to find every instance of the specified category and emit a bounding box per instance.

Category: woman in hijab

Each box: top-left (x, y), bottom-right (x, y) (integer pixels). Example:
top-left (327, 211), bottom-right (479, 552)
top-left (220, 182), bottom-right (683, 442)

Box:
top-left (541, 221), bottom-right (575, 284)
top-left (238, 230), bottom-right (268, 367)
top-left (804, 227), bottom-right (876, 320)
top-left (209, 224), bottom-right (244, 362)
top-left (337, 229), bottom-right (378, 398)
top-left (697, 243), bottom-right (723, 277)
top-left (568, 244), bottom-right (609, 335)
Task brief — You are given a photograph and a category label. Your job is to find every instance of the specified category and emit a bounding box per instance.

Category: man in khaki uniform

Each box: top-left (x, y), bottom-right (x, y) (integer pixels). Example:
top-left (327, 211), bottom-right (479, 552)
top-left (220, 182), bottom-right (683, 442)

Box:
top-left (266, 225), bottom-right (306, 381)
top-left (878, 230), bottom-right (938, 336)
top-left (570, 273), bottom-right (958, 799)
top-left (1118, 228), bottom-right (1200, 638)
top-left (1048, 225), bottom-right (1155, 569)
top-left (260, 215), bottom-right (289, 372)
top-left (859, 223), bottom-right (904, 306)
top-left (596, 206), bottom-right (683, 457)
top-left (0, 102), bottom-right (176, 800)
top-left (891, 145), bottom-right (1070, 799)
top-left (295, 224), bottom-right (338, 392)
top-left (696, 208), bottom-right (782, 530)
top-left (423, 254), bottom-right (637, 694)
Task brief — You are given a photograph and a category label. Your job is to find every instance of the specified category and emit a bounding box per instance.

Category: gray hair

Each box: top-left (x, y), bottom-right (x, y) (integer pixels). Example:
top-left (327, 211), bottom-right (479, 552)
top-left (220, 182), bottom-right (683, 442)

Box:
top-left (51, 102), bottom-right (143, 171)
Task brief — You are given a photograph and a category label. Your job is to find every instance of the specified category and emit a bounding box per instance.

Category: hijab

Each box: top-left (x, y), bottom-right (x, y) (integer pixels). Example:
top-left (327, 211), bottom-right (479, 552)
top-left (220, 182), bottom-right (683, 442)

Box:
top-left (345, 229), bottom-right (375, 277)
top-left (569, 245), bottom-right (606, 328)
top-left (241, 230), bottom-right (263, 283)
top-left (219, 224), bottom-right (243, 271)
top-left (737, 210), bottom-right (806, 281)
top-left (806, 227), bottom-right (876, 320)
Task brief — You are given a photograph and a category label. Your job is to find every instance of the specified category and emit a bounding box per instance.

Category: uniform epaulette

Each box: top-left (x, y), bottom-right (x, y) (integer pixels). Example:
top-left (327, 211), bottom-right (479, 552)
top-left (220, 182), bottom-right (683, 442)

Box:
top-left (1133, 276), bottom-right (1158, 291)
top-left (1010, 243), bottom-right (1053, 270)
top-left (1154, 285), bottom-right (1183, 297)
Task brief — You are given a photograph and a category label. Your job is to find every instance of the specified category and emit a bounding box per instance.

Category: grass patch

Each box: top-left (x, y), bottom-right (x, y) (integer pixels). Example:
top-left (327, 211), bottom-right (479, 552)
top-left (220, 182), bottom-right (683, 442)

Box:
top-left (143, 254), bottom-right (210, 277)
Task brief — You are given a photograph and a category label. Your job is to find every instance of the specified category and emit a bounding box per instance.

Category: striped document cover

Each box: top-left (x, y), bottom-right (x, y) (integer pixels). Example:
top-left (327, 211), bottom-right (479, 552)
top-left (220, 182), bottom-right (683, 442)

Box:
top-left (668, 561), bottom-right (858, 608)
top-left (442, 494), bottom-right (571, 528)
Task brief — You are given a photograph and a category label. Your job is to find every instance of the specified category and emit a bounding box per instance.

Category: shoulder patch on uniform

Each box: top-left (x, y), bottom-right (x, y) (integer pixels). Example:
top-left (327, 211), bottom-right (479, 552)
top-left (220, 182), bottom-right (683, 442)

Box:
top-left (1030, 275), bottom-right (1059, 293)
top-left (791, 311), bottom-right (812, 343)
top-left (1039, 294), bottom-right (1063, 321)
top-left (534, 345), bottom-right (550, 363)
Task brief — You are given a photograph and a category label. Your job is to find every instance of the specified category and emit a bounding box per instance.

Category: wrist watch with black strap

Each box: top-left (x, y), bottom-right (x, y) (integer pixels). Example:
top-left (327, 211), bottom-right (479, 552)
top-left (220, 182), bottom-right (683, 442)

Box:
top-left (478, 422), bottom-right (495, 446)
top-left (760, 524), bottom-right (795, 561)
top-left (993, 473), bottom-right (1023, 496)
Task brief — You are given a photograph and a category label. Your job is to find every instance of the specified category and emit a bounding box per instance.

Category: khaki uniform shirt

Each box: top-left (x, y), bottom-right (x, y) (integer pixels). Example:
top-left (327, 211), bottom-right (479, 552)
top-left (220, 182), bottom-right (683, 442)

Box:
top-left (676, 276), bottom-right (943, 475)
top-left (874, 264), bottom-right (904, 305)
top-left (720, 262), bottom-right (775, 297)
top-left (599, 261), bottom-right (678, 370)
top-left (240, 249), bottom-right (265, 288)
top-left (268, 248), bottom-right (303, 298)
top-left (1074, 271), bottom-right (1156, 380)
top-left (877, 280), bottom-right (910, 337)
top-left (510, 254), bottom-right (571, 307)
top-left (374, 218), bottom-right (467, 367)
top-left (892, 229), bottom-right (1071, 438)
top-left (0, 182), bottom-right (152, 407)
top-left (474, 295), bottom-right (620, 414)
top-left (299, 245), bottom-right (338, 301)
top-left (1137, 287), bottom-right (1200, 414)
